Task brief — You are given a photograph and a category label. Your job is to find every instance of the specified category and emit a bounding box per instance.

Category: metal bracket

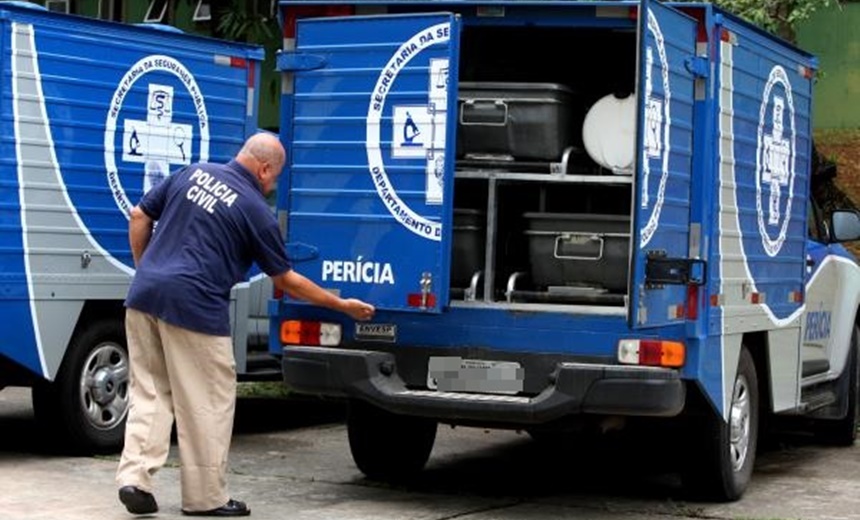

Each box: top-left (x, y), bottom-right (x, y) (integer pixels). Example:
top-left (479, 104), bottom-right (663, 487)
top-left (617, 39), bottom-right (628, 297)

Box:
top-left (645, 251), bottom-right (706, 286)
top-left (276, 51), bottom-right (327, 72)
top-left (684, 56), bottom-right (709, 78)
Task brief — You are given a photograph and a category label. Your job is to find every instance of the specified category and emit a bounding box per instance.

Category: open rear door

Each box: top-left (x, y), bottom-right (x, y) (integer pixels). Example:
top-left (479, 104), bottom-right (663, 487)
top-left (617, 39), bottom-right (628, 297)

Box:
top-left (629, 0), bottom-right (699, 329)
top-left (282, 13), bottom-right (461, 313)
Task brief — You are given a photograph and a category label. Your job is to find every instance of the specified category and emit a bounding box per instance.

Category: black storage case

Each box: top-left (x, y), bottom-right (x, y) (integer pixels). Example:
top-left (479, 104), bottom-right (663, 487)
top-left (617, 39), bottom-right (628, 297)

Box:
top-left (457, 82), bottom-right (576, 161)
top-left (452, 208), bottom-right (486, 288)
top-left (523, 212), bottom-right (630, 292)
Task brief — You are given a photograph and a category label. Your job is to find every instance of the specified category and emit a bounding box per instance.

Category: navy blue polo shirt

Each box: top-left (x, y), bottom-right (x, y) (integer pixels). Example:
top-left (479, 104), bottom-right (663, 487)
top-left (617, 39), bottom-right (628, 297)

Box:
top-left (125, 160), bottom-right (291, 336)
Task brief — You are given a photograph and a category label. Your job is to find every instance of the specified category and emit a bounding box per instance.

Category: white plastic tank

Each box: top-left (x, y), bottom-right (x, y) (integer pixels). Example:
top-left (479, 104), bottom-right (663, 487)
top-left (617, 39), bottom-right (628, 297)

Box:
top-left (581, 93), bottom-right (636, 175)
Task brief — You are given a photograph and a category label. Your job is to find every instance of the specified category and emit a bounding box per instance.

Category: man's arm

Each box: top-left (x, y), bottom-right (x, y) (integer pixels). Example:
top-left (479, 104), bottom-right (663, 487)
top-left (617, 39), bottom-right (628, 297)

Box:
top-left (272, 270), bottom-right (375, 321)
top-left (128, 206), bottom-right (154, 267)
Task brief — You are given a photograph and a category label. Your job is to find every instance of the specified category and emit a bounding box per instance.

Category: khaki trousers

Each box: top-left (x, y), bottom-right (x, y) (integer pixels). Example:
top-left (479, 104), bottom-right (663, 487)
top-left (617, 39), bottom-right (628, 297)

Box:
top-left (116, 308), bottom-right (236, 512)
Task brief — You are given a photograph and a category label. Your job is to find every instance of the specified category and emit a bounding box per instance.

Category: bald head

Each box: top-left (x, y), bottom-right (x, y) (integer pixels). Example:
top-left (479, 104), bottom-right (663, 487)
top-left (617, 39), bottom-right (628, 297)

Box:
top-left (236, 132), bottom-right (286, 196)
top-left (237, 132), bottom-right (285, 169)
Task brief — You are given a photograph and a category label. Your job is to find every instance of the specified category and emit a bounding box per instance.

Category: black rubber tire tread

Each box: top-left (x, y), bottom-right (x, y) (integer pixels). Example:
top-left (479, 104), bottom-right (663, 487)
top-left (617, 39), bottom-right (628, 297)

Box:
top-left (32, 320), bottom-right (128, 455)
top-left (681, 346), bottom-right (759, 502)
top-left (814, 325), bottom-right (860, 446)
top-left (347, 400), bottom-right (437, 482)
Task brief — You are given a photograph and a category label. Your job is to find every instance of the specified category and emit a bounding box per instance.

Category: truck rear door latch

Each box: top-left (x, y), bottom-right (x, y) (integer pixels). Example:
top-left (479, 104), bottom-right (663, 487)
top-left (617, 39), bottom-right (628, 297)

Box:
top-left (645, 251), bottom-right (706, 287)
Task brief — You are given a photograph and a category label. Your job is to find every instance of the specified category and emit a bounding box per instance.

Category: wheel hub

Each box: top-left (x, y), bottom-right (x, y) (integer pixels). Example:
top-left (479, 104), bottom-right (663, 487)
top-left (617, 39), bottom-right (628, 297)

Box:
top-left (729, 375), bottom-right (750, 472)
top-left (79, 342), bottom-right (129, 430)
top-left (90, 368), bottom-right (117, 406)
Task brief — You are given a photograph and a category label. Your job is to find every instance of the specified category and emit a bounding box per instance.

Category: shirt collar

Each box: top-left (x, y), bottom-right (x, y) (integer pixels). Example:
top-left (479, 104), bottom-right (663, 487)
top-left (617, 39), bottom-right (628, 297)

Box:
top-left (226, 159), bottom-right (263, 194)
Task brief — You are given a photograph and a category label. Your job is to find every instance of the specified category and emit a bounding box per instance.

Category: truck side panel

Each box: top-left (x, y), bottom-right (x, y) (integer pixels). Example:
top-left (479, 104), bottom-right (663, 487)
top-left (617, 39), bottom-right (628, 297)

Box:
top-left (710, 16), bottom-right (814, 415)
top-left (0, 6), bottom-right (263, 381)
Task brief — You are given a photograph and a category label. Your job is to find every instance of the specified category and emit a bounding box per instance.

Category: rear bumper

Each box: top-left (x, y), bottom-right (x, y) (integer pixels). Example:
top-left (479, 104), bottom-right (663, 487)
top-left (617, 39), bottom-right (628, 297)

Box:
top-left (282, 346), bottom-right (685, 424)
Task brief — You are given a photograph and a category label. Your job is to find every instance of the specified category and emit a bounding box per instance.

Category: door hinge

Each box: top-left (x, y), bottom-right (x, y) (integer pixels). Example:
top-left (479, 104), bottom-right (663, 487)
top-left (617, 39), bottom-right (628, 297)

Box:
top-left (276, 51), bottom-right (327, 72)
top-left (684, 56), bottom-right (709, 78)
top-left (284, 242), bottom-right (319, 262)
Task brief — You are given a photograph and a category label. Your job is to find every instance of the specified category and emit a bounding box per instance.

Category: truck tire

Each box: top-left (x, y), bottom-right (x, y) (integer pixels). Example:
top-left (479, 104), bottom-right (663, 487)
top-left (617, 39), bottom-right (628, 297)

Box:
top-left (347, 400), bottom-right (437, 482)
top-left (681, 346), bottom-right (758, 502)
top-left (814, 325), bottom-right (859, 446)
top-left (32, 320), bottom-right (129, 454)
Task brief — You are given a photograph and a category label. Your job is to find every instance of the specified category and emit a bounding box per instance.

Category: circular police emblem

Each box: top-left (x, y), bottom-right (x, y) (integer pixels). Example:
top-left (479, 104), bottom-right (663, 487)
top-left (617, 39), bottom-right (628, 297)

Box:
top-left (755, 65), bottom-right (796, 257)
top-left (640, 10), bottom-right (672, 248)
top-left (366, 23), bottom-right (451, 242)
top-left (104, 54), bottom-right (210, 217)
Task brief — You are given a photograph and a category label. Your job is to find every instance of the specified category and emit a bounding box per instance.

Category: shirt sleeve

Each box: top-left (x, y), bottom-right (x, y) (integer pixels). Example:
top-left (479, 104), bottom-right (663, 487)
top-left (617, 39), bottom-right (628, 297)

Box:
top-left (137, 167), bottom-right (182, 220)
top-left (249, 208), bottom-right (293, 277)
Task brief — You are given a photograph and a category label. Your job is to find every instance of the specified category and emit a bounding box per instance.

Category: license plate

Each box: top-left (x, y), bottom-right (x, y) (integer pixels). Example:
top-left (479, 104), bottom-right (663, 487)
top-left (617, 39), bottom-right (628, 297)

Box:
top-left (427, 357), bottom-right (524, 395)
top-left (354, 323), bottom-right (397, 342)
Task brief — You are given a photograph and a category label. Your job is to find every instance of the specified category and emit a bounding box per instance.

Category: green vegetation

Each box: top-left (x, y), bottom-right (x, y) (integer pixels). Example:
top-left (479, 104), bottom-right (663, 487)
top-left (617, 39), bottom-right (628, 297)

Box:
top-left (236, 381), bottom-right (292, 399)
top-left (690, 0), bottom-right (840, 42)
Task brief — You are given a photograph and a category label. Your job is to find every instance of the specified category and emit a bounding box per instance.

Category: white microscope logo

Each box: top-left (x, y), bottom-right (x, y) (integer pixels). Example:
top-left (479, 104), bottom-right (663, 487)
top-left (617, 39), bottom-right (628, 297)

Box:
top-left (761, 97), bottom-right (790, 226)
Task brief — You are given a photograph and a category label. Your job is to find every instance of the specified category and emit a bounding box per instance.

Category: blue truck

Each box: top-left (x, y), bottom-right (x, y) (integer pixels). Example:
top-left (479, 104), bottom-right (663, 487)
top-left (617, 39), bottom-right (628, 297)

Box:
top-left (271, 0), bottom-right (860, 500)
top-left (0, 2), bottom-right (273, 453)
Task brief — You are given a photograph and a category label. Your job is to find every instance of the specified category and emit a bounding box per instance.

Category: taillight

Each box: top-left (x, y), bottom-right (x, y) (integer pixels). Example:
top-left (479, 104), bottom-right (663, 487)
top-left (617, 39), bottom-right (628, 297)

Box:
top-left (618, 339), bottom-right (685, 368)
top-left (686, 284), bottom-right (699, 320)
top-left (280, 320), bottom-right (342, 346)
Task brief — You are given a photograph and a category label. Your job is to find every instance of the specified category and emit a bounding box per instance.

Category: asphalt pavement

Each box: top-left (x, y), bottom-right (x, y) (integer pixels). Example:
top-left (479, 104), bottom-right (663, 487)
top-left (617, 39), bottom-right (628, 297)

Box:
top-left (2, 386), bottom-right (860, 520)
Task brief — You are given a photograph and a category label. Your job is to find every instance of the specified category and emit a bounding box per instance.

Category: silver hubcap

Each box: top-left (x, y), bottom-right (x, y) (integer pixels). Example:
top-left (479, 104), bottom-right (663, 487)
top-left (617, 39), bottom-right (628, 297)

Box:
top-left (729, 374), bottom-right (751, 472)
top-left (79, 342), bottom-right (129, 430)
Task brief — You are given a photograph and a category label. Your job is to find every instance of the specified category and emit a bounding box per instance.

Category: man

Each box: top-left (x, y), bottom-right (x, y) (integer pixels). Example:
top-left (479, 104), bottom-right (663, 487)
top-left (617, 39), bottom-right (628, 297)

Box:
top-left (116, 132), bottom-right (375, 517)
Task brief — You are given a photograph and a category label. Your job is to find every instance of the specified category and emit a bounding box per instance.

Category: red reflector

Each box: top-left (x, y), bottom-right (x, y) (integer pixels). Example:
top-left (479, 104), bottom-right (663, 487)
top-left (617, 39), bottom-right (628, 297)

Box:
top-left (710, 294), bottom-right (721, 307)
top-left (686, 285), bottom-right (699, 320)
top-left (628, 6), bottom-right (638, 19)
top-left (324, 5), bottom-right (354, 16)
top-left (721, 29), bottom-right (734, 43)
top-left (407, 293), bottom-right (437, 308)
top-left (750, 292), bottom-right (763, 304)
top-left (639, 340), bottom-right (662, 366)
top-left (230, 57), bottom-right (247, 69)
top-left (283, 9), bottom-right (297, 39)
top-left (300, 321), bottom-right (321, 345)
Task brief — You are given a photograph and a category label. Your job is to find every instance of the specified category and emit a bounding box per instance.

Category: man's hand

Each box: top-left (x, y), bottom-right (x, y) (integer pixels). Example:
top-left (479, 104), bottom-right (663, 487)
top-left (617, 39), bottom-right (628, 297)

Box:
top-left (342, 298), bottom-right (375, 321)
top-left (274, 270), bottom-right (376, 321)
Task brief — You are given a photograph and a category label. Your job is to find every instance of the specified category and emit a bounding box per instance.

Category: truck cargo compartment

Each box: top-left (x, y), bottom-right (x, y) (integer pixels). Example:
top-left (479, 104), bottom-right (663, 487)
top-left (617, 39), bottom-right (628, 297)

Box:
top-left (450, 25), bottom-right (636, 306)
top-left (451, 208), bottom-right (486, 289)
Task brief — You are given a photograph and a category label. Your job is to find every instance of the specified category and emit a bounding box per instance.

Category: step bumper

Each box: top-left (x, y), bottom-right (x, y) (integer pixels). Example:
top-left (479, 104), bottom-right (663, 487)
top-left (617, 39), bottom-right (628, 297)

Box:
top-left (282, 346), bottom-right (685, 424)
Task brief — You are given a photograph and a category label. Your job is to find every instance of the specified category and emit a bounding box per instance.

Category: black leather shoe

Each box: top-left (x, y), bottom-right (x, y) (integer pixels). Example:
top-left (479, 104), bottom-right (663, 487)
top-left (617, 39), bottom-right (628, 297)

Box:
top-left (182, 499), bottom-right (250, 517)
top-left (118, 485), bottom-right (158, 515)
